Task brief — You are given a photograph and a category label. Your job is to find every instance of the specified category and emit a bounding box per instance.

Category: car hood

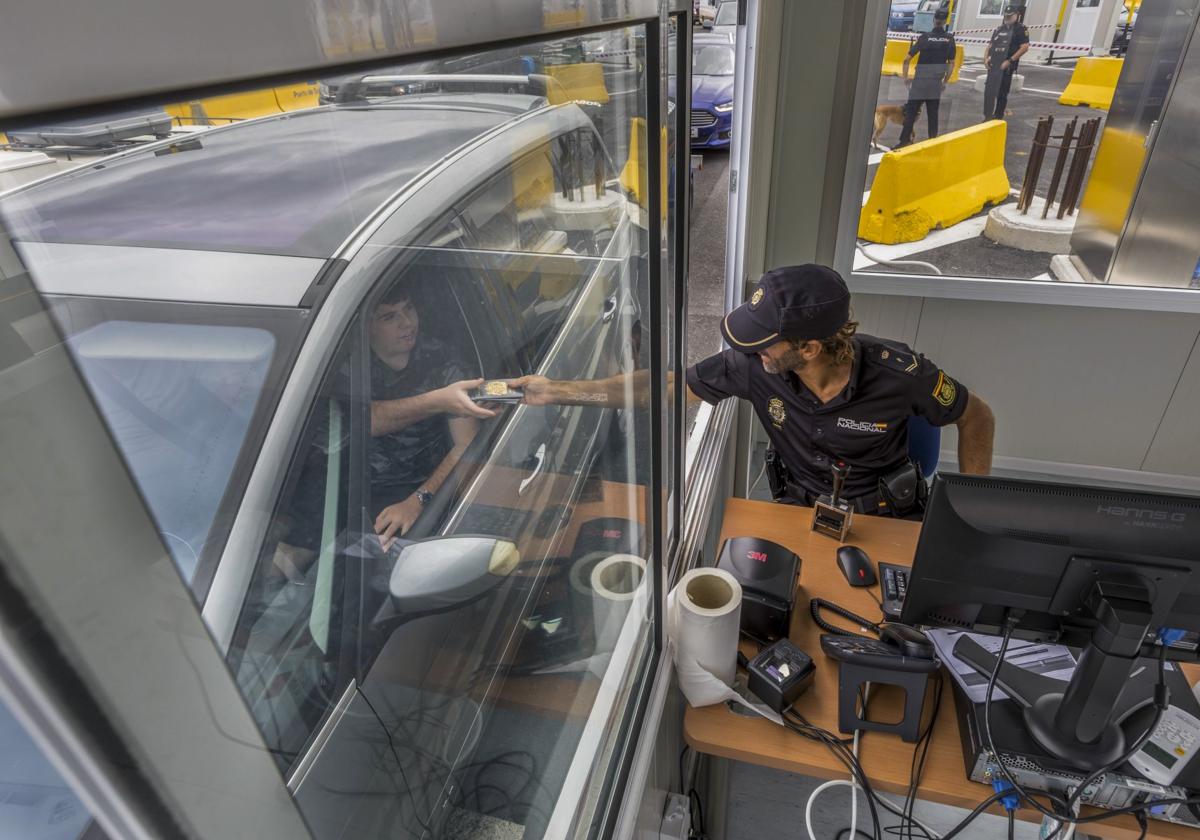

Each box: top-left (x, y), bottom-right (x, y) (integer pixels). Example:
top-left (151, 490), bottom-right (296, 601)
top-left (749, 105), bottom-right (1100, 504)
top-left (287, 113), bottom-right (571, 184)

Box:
top-left (692, 74), bottom-right (734, 108)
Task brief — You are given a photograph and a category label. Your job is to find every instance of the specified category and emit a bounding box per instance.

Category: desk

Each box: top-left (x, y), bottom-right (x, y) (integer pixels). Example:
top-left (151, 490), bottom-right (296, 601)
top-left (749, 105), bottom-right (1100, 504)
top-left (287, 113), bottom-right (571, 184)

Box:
top-left (684, 498), bottom-right (1198, 840)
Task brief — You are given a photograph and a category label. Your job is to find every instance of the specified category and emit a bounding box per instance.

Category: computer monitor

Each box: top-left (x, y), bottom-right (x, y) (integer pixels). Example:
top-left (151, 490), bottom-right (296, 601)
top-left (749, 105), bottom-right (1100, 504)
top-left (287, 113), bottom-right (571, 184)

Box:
top-left (901, 473), bottom-right (1200, 770)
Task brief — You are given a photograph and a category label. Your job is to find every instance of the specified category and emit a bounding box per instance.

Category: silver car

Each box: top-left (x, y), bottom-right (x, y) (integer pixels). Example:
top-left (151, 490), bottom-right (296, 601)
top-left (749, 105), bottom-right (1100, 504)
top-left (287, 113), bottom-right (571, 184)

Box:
top-left (1, 90), bottom-right (647, 838)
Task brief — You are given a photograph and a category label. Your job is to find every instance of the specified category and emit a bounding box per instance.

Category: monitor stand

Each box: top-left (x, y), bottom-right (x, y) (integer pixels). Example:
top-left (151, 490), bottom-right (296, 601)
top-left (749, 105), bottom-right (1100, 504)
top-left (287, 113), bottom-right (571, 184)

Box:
top-left (952, 586), bottom-right (1158, 772)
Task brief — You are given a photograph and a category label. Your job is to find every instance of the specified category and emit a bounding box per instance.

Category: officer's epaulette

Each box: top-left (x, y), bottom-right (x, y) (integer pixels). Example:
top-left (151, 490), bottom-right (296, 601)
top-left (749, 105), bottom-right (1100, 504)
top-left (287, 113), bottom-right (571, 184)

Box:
top-left (865, 342), bottom-right (921, 376)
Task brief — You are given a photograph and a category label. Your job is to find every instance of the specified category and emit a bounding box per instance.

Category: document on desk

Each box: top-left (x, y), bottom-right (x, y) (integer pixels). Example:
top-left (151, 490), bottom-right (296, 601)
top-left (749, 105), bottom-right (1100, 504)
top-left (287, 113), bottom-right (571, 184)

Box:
top-left (925, 630), bottom-right (1078, 703)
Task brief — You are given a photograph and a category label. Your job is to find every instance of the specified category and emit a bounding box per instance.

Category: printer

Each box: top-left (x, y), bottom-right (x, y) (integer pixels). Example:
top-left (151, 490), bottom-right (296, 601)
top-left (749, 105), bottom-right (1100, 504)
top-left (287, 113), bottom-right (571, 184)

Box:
top-left (716, 536), bottom-right (801, 641)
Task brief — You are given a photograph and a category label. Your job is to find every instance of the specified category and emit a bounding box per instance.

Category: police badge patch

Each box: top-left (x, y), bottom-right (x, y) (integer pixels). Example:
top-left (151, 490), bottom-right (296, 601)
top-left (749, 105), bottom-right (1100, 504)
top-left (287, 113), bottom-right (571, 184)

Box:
top-left (750, 288), bottom-right (764, 308)
top-left (932, 371), bottom-right (957, 407)
top-left (768, 397), bottom-right (786, 427)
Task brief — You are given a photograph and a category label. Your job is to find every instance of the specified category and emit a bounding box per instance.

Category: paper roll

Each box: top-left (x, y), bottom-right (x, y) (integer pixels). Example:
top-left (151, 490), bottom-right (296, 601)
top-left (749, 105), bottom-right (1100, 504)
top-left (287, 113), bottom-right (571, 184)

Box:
top-left (670, 567), bottom-right (743, 687)
top-left (568, 550), bottom-right (610, 634)
top-left (590, 554), bottom-right (647, 653)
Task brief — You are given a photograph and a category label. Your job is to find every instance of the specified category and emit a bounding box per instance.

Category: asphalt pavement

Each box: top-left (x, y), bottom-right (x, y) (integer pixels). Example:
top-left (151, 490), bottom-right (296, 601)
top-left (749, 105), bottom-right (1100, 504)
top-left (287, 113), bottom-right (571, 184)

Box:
top-left (685, 146), bottom-right (731, 369)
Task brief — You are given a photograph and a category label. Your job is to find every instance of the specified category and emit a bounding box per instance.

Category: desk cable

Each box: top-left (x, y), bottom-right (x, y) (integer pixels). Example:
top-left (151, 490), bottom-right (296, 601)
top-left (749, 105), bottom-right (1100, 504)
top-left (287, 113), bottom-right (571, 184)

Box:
top-left (804, 684), bottom-right (870, 840)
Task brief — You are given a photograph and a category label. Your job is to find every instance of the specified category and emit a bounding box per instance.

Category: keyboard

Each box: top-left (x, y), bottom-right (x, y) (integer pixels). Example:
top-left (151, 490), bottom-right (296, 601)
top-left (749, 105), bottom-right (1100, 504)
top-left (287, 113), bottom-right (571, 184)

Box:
top-left (879, 562), bottom-right (909, 620)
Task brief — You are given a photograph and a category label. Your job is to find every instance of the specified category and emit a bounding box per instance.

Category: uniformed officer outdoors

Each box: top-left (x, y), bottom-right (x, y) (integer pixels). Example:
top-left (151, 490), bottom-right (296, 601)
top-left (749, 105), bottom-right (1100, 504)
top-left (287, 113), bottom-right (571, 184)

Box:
top-left (897, 7), bottom-right (956, 148)
top-left (983, 4), bottom-right (1031, 120)
top-left (512, 265), bottom-right (995, 518)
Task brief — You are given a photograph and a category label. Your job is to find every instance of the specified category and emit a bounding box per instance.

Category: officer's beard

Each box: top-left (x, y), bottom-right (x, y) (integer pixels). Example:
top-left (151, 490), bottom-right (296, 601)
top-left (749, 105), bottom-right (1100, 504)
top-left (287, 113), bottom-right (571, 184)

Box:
top-left (760, 342), bottom-right (809, 375)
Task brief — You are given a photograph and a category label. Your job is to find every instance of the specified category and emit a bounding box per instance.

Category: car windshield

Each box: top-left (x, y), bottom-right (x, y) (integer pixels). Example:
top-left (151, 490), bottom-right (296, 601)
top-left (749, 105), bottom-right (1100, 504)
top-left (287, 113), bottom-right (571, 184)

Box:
top-left (45, 296), bottom-right (304, 586)
top-left (716, 2), bottom-right (737, 25)
top-left (693, 44), bottom-right (735, 76)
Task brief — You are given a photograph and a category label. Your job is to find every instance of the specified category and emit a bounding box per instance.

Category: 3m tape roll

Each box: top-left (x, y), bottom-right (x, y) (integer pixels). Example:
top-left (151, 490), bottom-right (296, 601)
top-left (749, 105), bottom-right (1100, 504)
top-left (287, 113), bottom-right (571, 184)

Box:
top-left (590, 554), bottom-right (647, 652)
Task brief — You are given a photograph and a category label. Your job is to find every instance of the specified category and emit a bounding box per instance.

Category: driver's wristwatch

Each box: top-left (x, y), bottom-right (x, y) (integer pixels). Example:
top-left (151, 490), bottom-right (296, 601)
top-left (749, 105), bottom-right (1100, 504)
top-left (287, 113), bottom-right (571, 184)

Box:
top-left (415, 488), bottom-right (433, 506)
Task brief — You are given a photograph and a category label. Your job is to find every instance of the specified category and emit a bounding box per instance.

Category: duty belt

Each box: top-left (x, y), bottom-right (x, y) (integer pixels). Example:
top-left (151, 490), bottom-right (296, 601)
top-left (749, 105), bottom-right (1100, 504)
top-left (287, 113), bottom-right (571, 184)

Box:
top-left (784, 481), bottom-right (891, 516)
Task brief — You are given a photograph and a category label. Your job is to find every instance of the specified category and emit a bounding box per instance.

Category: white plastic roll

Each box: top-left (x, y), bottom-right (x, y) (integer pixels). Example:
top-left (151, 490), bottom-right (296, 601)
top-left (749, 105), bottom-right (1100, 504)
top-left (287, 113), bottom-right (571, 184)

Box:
top-left (669, 568), bottom-right (742, 686)
top-left (590, 554), bottom-right (647, 653)
top-left (667, 568), bottom-right (782, 724)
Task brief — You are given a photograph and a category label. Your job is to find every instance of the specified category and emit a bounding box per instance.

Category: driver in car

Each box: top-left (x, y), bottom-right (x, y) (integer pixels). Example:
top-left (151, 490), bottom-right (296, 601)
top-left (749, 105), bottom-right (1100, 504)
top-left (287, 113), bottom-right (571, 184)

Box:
top-left (368, 283), bottom-right (495, 546)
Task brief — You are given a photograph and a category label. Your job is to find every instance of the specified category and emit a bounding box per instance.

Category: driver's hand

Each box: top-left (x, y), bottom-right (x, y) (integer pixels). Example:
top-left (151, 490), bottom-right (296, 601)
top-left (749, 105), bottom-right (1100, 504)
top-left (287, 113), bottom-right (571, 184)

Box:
top-left (509, 375), bottom-right (556, 406)
top-left (438, 379), bottom-right (497, 419)
top-left (375, 495), bottom-right (423, 550)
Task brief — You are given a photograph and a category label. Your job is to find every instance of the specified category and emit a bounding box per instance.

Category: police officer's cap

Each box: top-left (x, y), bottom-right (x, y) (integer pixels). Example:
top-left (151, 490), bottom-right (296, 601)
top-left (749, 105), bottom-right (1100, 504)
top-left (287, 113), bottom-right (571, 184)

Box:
top-left (720, 264), bottom-right (851, 353)
top-left (1003, 4), bottom-right (1021, 14)
top-left (934, 7), bottom-right (949, 19)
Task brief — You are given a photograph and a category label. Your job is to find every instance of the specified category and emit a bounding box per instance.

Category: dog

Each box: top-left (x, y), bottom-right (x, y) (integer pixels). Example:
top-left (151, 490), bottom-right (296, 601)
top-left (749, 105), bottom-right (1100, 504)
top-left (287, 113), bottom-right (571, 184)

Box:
top-left (872, 103), bottom-right (920, 149)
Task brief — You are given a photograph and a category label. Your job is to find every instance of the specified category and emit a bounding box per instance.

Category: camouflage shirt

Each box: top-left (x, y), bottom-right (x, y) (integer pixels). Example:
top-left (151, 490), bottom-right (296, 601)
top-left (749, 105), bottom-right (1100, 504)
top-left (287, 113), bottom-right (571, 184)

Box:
top-left (369, 337), bottom-right (475, 512)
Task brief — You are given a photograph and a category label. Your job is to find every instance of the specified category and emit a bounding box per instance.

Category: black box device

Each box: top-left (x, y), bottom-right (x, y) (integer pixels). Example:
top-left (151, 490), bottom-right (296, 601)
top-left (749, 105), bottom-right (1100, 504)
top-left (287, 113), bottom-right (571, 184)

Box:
top-left (716, 536), bottom-right (801, 641)
top-left (747, 639), bottom-right (815, 713)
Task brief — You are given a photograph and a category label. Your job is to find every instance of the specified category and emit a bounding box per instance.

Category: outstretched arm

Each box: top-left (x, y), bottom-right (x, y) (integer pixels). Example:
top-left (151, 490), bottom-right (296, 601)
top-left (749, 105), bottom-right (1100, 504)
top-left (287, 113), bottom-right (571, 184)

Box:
top-left (511, 370), bottom-right (705, 409)
top-left (954, 392), bottom-right (995, 474)
top-left (371, 378), bottom-right (495, 437)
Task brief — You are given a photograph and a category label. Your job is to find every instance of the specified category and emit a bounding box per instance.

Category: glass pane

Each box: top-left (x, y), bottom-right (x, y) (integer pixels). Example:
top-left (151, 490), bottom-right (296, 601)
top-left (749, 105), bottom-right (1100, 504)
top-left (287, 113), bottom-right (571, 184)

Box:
top-left (1, 22), bottom-right (664, 840)
top-left (24, 296), bottom-right (302, 587)
top-left (858, 2), bottom-right (1200, 290)
top-left (0, 697), bottom-right (102, 840)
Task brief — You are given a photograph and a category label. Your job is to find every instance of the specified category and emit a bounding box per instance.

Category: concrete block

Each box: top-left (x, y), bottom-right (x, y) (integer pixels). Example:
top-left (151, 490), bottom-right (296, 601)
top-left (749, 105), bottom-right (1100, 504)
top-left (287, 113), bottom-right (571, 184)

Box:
top-left (972, 73), bottom-right (1024, 94)
top-left (983, 198), bottom-right (1076, 253)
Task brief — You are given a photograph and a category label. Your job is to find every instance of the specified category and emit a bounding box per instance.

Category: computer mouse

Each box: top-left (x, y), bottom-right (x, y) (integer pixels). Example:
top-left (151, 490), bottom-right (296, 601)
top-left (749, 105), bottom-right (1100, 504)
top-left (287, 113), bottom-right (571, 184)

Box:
top-left (836, 545), bottom-right (876, 587)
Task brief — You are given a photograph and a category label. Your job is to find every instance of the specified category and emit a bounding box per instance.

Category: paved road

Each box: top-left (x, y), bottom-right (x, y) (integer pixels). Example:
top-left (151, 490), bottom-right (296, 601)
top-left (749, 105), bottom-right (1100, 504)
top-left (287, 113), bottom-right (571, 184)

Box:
top-left (686, 146), bottom-right (731, 369)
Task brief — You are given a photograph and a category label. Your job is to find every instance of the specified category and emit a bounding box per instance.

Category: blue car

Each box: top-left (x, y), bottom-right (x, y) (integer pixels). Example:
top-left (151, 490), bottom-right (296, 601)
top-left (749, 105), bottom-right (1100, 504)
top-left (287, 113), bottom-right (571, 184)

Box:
top-left (889, 0), bottom-right (919, 31)
top-left (689, 35), bottom-right (735, 149)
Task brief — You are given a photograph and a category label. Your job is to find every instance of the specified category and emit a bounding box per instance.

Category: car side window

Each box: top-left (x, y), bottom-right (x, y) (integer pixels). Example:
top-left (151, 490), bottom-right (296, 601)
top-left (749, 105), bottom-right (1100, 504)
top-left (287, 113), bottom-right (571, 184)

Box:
top-left (456, 129), bottom-right (624, 367)
top-left (225, 330), bottom-right (368, 772)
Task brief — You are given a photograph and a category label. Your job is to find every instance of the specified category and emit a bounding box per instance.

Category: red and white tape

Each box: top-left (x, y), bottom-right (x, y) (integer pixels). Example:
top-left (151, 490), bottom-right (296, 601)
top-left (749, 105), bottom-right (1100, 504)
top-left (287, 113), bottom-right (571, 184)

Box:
top-left (887, 30), bottom-right (1093, 53)
top-left (951, 22), bottom-right (1057, 35)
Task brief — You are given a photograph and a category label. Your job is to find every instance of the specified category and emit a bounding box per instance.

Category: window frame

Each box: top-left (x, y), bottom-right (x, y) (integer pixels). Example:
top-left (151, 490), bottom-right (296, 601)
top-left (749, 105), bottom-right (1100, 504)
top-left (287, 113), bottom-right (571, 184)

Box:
top-left (831, 2), bottom-right (1200, 315)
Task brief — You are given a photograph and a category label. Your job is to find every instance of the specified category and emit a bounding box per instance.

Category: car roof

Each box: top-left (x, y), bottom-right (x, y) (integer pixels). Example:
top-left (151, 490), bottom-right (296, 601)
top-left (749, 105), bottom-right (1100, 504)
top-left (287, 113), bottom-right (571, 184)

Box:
top-left (0, 100), bottom-right (519, 260)
top-left (693, 33), bottom-right (734, 45)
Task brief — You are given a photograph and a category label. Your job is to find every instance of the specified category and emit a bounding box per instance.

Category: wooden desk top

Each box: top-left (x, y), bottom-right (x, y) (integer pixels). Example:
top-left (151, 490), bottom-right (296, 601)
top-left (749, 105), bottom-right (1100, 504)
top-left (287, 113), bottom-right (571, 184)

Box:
top-left (683, 498), bottom-right (1197, 840)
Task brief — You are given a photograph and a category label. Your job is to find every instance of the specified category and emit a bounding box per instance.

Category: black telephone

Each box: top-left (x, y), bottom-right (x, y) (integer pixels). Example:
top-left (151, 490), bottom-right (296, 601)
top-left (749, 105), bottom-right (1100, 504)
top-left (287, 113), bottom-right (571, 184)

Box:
top-left (810, 597), bottom-right (941, 741)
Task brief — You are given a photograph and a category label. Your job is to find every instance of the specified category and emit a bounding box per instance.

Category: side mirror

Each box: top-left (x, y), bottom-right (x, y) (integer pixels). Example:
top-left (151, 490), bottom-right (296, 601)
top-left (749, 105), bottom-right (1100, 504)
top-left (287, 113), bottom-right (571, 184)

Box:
top-left (388, 536), bottom-right (520, 613)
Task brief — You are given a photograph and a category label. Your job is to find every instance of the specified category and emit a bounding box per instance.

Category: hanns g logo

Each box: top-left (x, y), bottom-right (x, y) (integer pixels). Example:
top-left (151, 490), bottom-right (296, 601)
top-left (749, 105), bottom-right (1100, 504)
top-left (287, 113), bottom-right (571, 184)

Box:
top-left (1097, 505), bottom-right (1187, 523)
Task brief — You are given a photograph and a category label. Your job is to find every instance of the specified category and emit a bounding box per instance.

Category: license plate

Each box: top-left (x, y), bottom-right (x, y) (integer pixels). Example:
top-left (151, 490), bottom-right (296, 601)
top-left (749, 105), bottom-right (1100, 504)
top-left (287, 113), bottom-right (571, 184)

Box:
top-left (690, 127), bottom-right (699, 139)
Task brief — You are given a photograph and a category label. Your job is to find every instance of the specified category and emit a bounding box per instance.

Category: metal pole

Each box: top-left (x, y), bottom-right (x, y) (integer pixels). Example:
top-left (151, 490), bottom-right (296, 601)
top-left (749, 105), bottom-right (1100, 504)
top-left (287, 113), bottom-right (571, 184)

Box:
top-left (1043, 116), bottom-right (1077, 218)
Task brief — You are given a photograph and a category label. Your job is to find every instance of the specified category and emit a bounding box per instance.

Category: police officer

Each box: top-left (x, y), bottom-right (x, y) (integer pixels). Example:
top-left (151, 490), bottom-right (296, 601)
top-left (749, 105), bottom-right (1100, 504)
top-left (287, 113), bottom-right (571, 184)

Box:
top-left (897, 7), bottom-right (956, 147)
top-left (512, 265), bottom-right (995, 518)
top-left (984, 4), bottom-right (1031, 120)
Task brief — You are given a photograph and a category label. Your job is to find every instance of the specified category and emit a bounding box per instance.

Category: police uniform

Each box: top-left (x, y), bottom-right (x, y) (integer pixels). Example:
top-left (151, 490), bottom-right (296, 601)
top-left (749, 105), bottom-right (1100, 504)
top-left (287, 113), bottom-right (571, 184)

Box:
top-left (984, 8), bottom-right (1030, 119)
top-left (898, 17), bottom-right (956, 146)
top-left (685, 265), bottom-right (970, 516)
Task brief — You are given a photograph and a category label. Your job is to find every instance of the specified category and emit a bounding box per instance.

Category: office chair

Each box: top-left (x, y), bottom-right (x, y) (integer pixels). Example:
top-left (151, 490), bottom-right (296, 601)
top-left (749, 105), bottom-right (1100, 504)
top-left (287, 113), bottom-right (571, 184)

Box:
top-left (907, 415), bottom-right (941, 478)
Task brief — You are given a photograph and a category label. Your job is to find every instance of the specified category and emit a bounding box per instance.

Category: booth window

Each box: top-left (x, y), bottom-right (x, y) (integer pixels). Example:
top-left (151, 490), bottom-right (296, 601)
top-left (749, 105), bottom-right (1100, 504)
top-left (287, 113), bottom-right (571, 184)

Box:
top-left (852, 0), bottom-right (1200, 294)
top-left (0, 23), bottom-right (665, 840)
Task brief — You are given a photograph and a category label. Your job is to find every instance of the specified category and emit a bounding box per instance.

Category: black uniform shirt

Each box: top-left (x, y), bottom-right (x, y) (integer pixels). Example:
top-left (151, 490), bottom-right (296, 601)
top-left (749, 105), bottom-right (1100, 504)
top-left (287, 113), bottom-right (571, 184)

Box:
top-left (908, 27), bottom-right (957, 98)
top-left (368, 336), bottom-right (475, 512)
top-left (988, 22), bottom-right (1029, 68)
top-left (685, 334), bottom-right (970, 498)
top-left (909, 27), bottom-right (957, 71)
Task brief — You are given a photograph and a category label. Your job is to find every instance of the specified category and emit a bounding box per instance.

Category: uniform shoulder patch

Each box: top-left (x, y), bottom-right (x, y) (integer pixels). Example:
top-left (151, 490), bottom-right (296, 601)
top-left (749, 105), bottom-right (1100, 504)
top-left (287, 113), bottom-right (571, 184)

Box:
top-left (867, 343), bottom-right (921, 376)
top-left (932, 371), bottom-right (957, 407)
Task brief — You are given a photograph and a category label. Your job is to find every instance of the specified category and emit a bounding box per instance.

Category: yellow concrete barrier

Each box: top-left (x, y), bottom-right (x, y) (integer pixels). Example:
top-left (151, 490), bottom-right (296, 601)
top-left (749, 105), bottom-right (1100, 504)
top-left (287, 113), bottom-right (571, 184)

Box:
top-left (880, 40), bottom-right (911, 76)
top-left (1076, 125), bottom-right (1146, 236)
top-left (858, 119), bottom-right (1010, 245)
top-left (881, 40), bottom-right (965, 84)
top-left (619, 117), bottom-right (667, 219)
top-left (165, 83), bottom-right (319, 126)
top-left (1059, 57), bottom-right (1123, 110)
top-left (545, 63), bottom-right (610, 105)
